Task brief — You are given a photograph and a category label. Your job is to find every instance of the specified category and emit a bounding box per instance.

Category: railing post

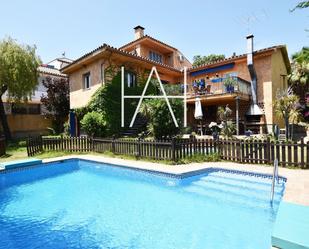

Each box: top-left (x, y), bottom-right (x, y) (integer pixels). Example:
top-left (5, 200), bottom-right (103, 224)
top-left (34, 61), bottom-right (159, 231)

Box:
top-left (91, 136), bottom-right (94, 152)
top-left (137, 137), bottom-right (141, 159)
top-left (39, 135), bottom-right (43, 154)
top-left (112, 135), bottom-right (116, 154)
top-left (266, 137), bottom-right (270, 164)
top-left (172, 137), bottom-right (176, 162)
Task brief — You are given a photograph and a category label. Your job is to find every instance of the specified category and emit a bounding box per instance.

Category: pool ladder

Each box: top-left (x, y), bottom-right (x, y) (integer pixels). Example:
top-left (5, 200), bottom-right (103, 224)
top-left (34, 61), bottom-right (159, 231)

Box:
top-left (270, 158), bottom-right (279, 203)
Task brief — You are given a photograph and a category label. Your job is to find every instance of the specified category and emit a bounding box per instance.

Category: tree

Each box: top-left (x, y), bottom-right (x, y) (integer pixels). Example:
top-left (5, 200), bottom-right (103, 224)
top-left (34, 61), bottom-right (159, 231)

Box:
top-left (274, 87), bottom-right (300, 140)
top-left (289, 47), bottom-right (309, 86)
top-left (288, 47), bottom-right (309, 122)
top-left (217, 105), bottom-right (235, 138)
top-left (192, 54), bottom-right (225, 67)
top-left (0, 38), bottom-right (40, 140)
top-left (40, 76), bottom-right (70, 133)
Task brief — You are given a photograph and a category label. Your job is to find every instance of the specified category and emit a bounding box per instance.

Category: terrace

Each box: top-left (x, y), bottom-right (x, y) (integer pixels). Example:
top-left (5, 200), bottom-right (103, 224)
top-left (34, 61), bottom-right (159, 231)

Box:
top-left (186, 76), bottom-right (252, 104)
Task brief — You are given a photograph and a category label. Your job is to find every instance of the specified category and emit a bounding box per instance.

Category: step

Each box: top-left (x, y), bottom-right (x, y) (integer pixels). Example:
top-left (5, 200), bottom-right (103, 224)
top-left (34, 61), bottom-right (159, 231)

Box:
top-left (192, 180), bottom-right (283, 201)
top-left (200, 174), bottom-right (284, 193)
top-left (205, 171), bottom-right (278, 186)
top-left (195, 177), bottom-right (283, 195)
top-left (184, 185), bottom-right (280, 210)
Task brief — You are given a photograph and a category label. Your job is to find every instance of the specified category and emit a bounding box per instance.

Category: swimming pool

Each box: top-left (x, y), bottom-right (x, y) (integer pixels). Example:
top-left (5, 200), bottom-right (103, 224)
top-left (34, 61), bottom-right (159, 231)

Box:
top-left (0, 159), bottom-right (285, 249)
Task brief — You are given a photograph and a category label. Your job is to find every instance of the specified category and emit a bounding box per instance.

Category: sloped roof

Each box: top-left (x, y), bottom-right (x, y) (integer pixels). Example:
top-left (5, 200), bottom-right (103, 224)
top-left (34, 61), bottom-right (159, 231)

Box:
top-left (61, 43), bottom-right (182, 73)
top-left (38, 65), bottom-right (68, 77)
top-left (119, 34), bottom-right (178, 51)
top-left (190, 45), bottom-right (291, 73)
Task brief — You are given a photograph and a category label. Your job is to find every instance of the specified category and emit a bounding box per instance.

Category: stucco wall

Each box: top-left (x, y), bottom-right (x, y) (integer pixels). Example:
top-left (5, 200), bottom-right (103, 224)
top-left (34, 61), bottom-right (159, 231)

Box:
top-left (69, 57), bottom-right (180, 109)
top-left (69, 59), bottom-right (106, 108)
top-left (7, 114), bottom-right (52, 137)
top-left (271, 50), bottom-right (288, 127)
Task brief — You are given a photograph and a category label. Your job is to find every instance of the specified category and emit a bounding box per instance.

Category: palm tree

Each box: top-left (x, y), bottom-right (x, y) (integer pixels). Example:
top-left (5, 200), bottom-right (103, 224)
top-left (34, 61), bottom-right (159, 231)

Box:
top-left (274, 87), bottom-right (301, 140)
top-left (289, 47), bottom-right (309, 86)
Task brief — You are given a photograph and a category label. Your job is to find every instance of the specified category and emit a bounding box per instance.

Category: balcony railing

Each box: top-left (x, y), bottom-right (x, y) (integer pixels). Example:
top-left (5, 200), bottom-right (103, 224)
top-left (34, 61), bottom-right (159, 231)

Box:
top-left (188, 76), bottom-right (251, 97)
top-left (162, 76), bottom-right (252, 97)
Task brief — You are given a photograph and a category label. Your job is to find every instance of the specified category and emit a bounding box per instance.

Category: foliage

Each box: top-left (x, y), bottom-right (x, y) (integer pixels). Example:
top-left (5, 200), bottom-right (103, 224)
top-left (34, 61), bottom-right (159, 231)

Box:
top-left (0, 37), bottom-right (41, 139)
top-left (192, 54), bottom-right (225, 67)
top-left (291, 1), bottom-right (309, 11)
top-left (73, 106), bottom-right (90, 121)
top-left (88, 72), bottom-right (158, 136)
top-left (63, 121), bottom-right (70, 135)
top-left (223, 76), bottom-right (238, 87)
top-left (40, 77), bottom-right (70, 133)
top-left (274, 87), bottom-right (301, 140)
top-left (140, 99), bottom-right (183, 139)
top-left (80, 111), bottom-right (106, 137)
top-left (178, 153), bottom-right (220, 164)
top-left (288, 47), bottom-right (309, 122)
top-left (289, 47), bottom-right (309, 86)
top-left (217, 105), bottom-right (235, 137)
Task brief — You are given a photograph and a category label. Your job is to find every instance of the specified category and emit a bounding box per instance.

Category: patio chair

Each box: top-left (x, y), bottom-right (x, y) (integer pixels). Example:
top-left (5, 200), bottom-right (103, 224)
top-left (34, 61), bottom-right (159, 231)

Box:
top-left (192, 82), bottom-right (198, 95)
top-left (199, 80), bottom-right (206, 94)
top-left (206, 84), bottom-right (212, 94)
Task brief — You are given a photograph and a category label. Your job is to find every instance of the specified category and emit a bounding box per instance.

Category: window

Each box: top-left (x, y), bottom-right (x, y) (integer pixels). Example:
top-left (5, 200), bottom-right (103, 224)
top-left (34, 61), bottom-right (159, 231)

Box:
top-left (12, 103), bottom-right (41, 115)
top-left (149, 51), bottom-right (163, 63)
top-left (100, 64), bottom-right (105, 84)
top-left (126, 71), bottom-right (136, 88)
top-left (223, 72), bottom-right (238, 78)
top-left (83, 72), bottom-right (91, 89)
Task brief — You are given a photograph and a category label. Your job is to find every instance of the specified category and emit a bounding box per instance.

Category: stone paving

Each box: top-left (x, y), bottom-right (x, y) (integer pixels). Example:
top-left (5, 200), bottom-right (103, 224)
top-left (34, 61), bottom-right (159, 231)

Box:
top-left (44, 154), bottom-right (309, 206)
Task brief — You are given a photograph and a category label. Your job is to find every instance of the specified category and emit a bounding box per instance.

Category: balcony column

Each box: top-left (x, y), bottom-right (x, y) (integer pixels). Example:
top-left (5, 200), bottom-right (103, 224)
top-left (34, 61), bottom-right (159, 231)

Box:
top-left (235, 96), bottom-right (240, 135)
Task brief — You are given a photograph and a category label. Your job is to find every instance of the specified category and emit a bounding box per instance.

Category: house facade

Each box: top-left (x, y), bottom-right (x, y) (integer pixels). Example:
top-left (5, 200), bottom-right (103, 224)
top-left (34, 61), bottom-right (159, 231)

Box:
top-left (2, 57), bottom-right (71, 138)
top-left (62, 26), bottom-right (290, 135)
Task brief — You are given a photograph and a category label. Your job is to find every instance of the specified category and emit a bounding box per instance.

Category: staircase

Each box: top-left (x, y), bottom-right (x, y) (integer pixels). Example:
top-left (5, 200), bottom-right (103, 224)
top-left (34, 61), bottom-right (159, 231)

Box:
top-left (121, 113), bottom-right (148, 137)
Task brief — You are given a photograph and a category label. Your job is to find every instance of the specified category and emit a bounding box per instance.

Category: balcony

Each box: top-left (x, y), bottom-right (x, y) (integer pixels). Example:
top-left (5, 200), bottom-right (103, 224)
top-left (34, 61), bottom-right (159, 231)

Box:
top-left (163, 76), bottom-right (251, 104)
top-left (186, 76), bottom-right (251, 104)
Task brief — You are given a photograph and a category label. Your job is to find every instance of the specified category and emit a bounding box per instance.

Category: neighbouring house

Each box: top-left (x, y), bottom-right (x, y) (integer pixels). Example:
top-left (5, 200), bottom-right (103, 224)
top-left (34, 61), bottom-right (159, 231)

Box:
top-left (2, 57), bottom-right (72, 138)
top-left (61, 26), bottom-right (290, 135)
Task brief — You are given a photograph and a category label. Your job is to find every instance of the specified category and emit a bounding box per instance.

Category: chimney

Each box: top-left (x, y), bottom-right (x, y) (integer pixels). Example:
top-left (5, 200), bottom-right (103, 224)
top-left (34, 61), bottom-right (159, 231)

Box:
top-left (247, 34), bottom-right (254, 65)
top-left (134, 25), bottom-right (145, 40)
top-left (245, 34), bottom-right (263, 116)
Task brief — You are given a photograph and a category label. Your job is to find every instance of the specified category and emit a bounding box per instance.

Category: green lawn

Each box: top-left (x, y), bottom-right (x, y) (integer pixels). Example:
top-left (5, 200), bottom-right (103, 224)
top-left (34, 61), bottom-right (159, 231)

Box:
top-left (0, 141), bottom-right (221, 165)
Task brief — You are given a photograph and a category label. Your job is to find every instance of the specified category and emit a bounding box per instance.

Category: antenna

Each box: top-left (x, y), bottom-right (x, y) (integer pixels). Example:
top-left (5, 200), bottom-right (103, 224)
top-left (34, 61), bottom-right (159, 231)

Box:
top-left (235, 9), bottom-right (268, 34)
top-left (62, 51), bottom-right (66, 57)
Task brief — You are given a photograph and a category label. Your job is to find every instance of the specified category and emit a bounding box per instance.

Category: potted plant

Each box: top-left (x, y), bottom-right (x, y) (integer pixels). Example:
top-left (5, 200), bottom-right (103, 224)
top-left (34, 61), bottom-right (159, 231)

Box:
top-left (223, 77), bottom-right (237, 93)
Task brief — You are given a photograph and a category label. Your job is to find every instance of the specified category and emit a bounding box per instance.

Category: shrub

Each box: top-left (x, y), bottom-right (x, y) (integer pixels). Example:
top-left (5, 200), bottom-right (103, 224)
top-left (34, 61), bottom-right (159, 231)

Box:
top-left (140, 99), bottom-right (183, 138)
top-left (88, 72), bottom-right (158, 136)
top-left (178, 153), bottom-right (220, 164)
top-left (80, 111), bottom-right (106, 137)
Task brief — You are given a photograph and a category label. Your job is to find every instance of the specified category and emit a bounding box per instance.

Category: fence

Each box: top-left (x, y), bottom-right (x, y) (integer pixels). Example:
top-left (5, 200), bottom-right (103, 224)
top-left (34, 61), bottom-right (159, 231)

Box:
top-left (0, 135), bottom-right (5, 156)
top-left (26, 136), bottom-right (309, 168)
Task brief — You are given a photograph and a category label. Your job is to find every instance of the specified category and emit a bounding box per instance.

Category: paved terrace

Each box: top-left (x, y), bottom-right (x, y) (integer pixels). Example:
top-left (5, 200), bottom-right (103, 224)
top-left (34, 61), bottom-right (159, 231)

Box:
top-left (44, 154), bottom-right (309, 206)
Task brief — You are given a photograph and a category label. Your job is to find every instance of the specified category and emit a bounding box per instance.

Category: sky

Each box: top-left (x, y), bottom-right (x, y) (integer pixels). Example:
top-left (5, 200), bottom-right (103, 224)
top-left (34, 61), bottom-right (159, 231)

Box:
top-left (0, 0), bottom-right (308, 63)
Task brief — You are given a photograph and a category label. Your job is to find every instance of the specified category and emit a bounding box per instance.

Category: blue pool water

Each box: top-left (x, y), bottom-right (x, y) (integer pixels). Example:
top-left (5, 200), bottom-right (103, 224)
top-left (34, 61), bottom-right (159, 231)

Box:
top-left (0, 159), bottom-right (285, 249)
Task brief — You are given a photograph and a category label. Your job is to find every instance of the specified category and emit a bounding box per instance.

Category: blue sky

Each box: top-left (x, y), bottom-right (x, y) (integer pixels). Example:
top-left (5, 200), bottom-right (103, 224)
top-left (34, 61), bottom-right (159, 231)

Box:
top-left (0, 0), bottom-right (307, 63)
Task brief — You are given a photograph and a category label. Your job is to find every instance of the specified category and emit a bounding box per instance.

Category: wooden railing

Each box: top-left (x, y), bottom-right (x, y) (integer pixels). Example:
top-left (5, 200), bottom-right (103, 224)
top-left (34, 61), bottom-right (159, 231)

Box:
top-left (26, 136), bottom-right (309, 168)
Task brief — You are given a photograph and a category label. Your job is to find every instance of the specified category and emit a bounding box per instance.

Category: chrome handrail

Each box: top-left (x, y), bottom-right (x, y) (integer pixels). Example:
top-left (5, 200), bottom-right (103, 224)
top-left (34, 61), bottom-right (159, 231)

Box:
top-left (270, 158), bottom-right (279, 202)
